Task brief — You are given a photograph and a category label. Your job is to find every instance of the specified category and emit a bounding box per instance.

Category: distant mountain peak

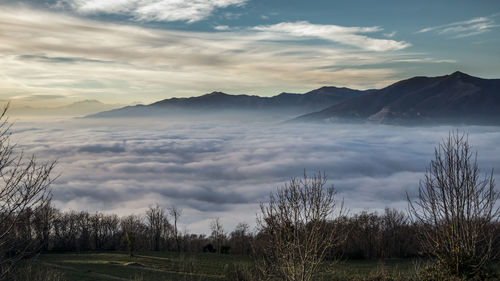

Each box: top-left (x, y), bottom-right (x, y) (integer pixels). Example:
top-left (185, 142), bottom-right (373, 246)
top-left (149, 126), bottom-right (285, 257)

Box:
top-left (11, 99), bottom-right (121, 117)
top-left (205, 91), bottom-right (229, 97)
top-left (319, 86), bottom-right (348, 90)
top-left (72, 99), bottom-right (103, 105)
top-left (293, 71), bottom-right (500, 125)
top-left (450, 71), bottom-right (466, 76)
top-left (448, 71), bottom-right (475, 79)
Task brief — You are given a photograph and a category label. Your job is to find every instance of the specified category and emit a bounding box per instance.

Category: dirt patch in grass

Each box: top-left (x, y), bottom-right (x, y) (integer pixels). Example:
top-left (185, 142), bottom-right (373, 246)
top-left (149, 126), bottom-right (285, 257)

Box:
top-left (123, 262), bottom-right (145, 267)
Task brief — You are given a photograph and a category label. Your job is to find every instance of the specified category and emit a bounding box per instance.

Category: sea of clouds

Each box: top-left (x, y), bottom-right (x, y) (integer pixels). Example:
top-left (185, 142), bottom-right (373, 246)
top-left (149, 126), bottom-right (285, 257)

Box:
top-left (10, 118), bottom-right (500, 234)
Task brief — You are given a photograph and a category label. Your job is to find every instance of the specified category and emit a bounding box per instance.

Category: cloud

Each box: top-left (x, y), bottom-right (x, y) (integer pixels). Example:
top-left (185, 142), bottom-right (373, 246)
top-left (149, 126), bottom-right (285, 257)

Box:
top-left (417, 15), bottom-right (499, 38)
top-left (252, 21), bottom-right (411, 51)
top-left (0, 6), bottom-right (431, 107)
top-left (57, 0), bottom-right (247, 23)
top-left (383, 31), bottom-right (396, 38)
top-left (12, 119), bottom-right (500, 233)
top-left (19, 55), bottom-right (111, 64)
top-left (77, 143), bottom-right (126, 153)
top-left (214, 25), bottom-right (230, 31)
top-left (260, 12), bottom-right (278, 20)
top-left (394, 58), bottom-right (457, 64)
top-left (222, 12), bottom-right (241, 20)
top-left (12, 94), bottom-right (68, 101)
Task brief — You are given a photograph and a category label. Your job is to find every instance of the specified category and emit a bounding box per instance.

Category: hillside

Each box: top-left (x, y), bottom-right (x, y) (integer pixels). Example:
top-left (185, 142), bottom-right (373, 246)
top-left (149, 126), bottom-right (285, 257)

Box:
top-left (294, 71), bottom-right (500, 125)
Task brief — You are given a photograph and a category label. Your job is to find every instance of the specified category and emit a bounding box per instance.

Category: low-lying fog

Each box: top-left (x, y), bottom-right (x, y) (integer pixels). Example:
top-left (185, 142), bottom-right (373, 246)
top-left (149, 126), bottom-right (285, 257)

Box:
top-left (11, 118), bottom-right (500, 234)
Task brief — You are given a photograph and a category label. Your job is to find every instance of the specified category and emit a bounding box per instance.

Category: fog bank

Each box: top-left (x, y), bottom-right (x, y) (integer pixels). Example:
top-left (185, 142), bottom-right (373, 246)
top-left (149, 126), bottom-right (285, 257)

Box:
top-left (12, 118), bottom-right (500, 233)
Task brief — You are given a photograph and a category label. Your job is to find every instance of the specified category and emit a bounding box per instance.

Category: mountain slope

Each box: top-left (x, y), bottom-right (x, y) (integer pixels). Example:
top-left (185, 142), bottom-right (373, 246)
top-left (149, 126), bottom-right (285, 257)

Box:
top-left (294, 72), bottom-right (500, 125)
top-left (88, 87), bottom-right (368, 118)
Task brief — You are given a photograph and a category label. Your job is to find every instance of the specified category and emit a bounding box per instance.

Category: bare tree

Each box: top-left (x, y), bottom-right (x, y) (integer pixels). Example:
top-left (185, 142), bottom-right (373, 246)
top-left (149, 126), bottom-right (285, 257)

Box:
top-left (256, 172), bottom-right (346, 281)
top-left (90, 212), bottom-right (104, 249)
top-left (229, 222), bottom-right (252, 255)
top-left (408, 132), bottom-right (499, 277)
top-left (0, 106), bottom-right (56, 279)
top-left (121, 215), bottom-right (143, 257)
top-left (76, 211), bottom-right (91, 251)
top-left (381, 208), bottom-right (411, 258)
top-left (146, 204), bottom-right (168, 251)
top-left (32, 204), bottom-right (56, 251)
top-left (168, 206), bottom-right (182, 252)
top-left (210, 217), bottom-right (225, 254)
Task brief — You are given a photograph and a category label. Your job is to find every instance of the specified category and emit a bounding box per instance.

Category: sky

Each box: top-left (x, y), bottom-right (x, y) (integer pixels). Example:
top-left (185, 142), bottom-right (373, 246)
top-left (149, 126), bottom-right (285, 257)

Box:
top-left (0, 0), bottom-right (499, 107)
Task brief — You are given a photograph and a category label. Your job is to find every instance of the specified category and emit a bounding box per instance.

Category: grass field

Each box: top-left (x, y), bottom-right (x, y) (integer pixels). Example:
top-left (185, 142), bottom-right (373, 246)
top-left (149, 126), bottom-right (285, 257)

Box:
top-left (38, 251), bottom-right (242, 281)
top-left (36, 252), bottom-right (500, 281)
top-left (34, 251), bottom-right (425, 281)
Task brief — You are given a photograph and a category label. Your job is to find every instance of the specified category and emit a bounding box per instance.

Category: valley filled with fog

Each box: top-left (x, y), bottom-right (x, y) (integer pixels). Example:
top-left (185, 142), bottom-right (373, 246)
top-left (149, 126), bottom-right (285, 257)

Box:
top-left (11, 118), bottom-right (500, 233)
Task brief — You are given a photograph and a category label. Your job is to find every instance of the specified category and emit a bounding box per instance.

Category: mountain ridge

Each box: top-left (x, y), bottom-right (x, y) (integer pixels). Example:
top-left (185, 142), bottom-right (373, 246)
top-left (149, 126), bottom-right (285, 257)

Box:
top-left (87, 71), bottom-right (500, 125)
top-left (88, 86), bottom-right (368, 118)
top-left (293, 71), bottom-right (500, 125)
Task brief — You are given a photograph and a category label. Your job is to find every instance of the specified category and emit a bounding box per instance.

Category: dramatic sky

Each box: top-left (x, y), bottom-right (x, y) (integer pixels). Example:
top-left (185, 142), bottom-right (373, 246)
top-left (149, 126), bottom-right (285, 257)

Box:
top-left (1, 0), bottom-right (499, 107)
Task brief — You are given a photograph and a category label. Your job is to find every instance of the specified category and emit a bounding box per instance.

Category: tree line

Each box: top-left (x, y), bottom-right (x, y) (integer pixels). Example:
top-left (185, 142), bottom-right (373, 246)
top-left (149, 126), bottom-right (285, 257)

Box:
top-left (0, 201), bottom-right (436, 257)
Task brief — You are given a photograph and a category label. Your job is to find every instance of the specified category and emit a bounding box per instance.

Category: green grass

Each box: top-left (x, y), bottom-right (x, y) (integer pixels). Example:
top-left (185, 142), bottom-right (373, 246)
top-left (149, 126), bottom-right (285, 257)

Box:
top-left (320, 259), bottom-right (425, 280)
top-left (37, 252), bottom-right (500, 281)
top-left (38, 251), bottom-right (250, 281)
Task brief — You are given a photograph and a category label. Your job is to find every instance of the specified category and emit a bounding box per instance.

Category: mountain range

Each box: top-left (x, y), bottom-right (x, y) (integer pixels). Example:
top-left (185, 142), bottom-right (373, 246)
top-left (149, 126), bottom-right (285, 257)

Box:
top-left (88, 87), bottom-right (369, 119)
top-left (294, 71), bottom-right (500, 125)
top-left (88, 72), bottom-right (500, 125)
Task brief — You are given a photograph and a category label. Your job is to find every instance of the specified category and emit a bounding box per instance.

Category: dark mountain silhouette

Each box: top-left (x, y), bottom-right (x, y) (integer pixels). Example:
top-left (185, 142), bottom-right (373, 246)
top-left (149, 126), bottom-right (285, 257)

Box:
top-left (294, 72), bottom-right (500, 125)
top-left (88, 87), bottom-right (368, 118)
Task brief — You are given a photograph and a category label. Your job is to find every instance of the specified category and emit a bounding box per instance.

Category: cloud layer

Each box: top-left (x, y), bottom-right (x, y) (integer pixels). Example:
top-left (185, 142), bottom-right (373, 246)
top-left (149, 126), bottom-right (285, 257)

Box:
top-left (57, 0), bottom-right (247, 22)
top-left (253, 21), bottom-right (411, 51)
top-left (0, 6), bottom-right (454, 108)
top-left (12, 119), bottom-right (500, 233)
top-left (418, 15), bottom-right (499, 38)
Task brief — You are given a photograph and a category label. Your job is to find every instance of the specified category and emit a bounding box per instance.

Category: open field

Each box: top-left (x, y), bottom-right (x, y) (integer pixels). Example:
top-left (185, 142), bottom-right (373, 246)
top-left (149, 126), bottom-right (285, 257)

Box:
top-left (39, 251), bottom-right (242, 281)
top-left (36, 251), bottom-right (500, 281)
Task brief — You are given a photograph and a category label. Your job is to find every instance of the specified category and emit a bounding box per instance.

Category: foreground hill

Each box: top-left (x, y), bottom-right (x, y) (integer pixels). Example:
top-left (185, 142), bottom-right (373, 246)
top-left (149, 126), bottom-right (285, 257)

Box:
top-left (87, 87), bottom-right (368, 119)
top-left (294, 72), bottom-right (500, 125)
